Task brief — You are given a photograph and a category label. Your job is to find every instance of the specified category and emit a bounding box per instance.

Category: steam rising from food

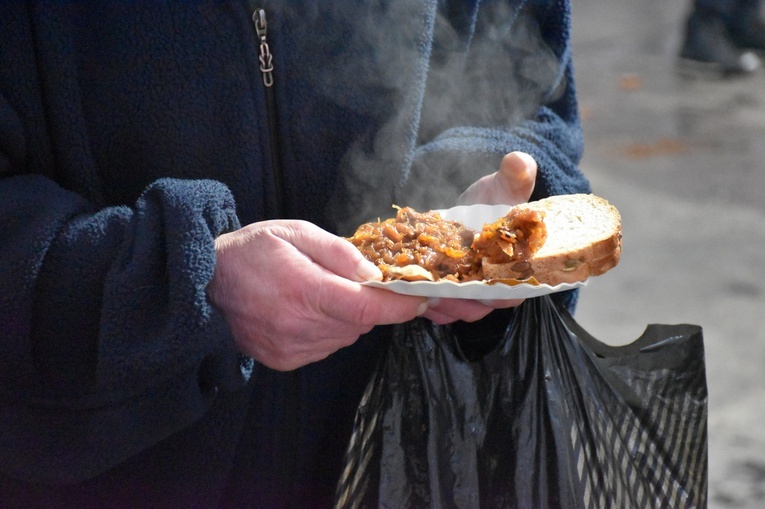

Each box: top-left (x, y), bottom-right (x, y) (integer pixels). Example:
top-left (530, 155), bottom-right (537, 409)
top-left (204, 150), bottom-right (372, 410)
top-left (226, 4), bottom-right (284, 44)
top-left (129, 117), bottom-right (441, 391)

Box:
top-left (314, 3), bottom-right (565, 232)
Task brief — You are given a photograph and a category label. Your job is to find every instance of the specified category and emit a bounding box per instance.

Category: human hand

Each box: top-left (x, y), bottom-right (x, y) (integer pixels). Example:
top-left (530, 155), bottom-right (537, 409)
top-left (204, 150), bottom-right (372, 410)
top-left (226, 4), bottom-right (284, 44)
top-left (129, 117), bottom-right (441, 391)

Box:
top-left (207, 220), bottom-right (428, 371)
top-left (421, 151), bottom-right (538, 324)
top-left (457, 151), bottom-right (537, 206)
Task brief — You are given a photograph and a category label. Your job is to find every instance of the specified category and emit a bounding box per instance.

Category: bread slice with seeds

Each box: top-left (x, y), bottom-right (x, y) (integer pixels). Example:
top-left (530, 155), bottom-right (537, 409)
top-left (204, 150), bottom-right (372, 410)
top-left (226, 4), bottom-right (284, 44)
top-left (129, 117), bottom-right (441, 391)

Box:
top-left (480, 194), bottom-right (622, 285)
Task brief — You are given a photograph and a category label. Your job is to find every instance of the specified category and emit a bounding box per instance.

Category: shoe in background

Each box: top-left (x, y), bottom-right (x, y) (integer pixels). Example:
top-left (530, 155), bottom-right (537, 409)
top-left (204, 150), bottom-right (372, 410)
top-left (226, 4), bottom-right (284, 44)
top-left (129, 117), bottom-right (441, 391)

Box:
top-left (678, 12), bottom-right (762, 76)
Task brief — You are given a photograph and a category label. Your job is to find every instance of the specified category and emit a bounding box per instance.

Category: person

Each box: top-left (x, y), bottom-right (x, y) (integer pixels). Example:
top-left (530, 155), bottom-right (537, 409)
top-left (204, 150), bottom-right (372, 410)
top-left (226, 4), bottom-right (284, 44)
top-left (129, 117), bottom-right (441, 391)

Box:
top-left (0, 1), bottom-right (590, 507)
top-left (679, 0), bottom-right (765, 75)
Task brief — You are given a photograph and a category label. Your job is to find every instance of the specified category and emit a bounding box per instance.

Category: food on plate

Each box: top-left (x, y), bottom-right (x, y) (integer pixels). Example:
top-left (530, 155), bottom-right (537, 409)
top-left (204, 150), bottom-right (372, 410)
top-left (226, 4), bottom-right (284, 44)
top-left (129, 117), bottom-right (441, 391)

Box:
top-left (471, 207), bottom-right (548, 279)
top-left (480, 194), bottom-right (622, 285)
top-left (347, 207), bottom-right (482, 282)
top-left (346, 194), bottom-right (621, 285)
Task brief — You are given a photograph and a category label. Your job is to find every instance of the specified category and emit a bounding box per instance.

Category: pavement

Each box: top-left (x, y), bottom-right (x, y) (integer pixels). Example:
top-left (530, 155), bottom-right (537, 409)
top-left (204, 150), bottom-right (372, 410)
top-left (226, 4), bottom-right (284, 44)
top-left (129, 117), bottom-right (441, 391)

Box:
top-left (569, 1), bottom-right (765, 507)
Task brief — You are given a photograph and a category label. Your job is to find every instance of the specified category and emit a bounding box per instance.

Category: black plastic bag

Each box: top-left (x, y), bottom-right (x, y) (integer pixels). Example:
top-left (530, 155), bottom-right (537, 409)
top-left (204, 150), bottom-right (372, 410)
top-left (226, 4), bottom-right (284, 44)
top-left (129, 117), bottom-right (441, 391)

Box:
top-left (335, 295), bottom-right (707, 508)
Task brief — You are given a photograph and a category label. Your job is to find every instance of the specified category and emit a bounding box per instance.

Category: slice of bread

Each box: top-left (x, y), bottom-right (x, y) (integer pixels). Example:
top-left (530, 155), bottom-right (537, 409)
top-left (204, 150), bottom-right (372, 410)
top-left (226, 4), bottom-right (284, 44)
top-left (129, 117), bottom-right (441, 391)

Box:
top-left (481, 194), bottom-right (622, 285)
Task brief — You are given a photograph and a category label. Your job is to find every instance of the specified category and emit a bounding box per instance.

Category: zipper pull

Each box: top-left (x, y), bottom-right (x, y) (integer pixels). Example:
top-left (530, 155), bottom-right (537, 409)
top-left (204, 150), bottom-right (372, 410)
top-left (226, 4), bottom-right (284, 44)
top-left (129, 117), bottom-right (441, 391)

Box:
top-left (252, 9), bottom-right (274, 87)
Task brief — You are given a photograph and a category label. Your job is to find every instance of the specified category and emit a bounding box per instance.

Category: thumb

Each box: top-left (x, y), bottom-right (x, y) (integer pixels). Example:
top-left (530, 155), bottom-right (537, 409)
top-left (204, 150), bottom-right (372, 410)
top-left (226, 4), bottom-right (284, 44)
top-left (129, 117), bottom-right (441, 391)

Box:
top-left (458, 151), bottom-right (538, 206)
top-left (285, 222), bottom-right (383, 282)
top-left (495, 151), bottom-right (537, 204)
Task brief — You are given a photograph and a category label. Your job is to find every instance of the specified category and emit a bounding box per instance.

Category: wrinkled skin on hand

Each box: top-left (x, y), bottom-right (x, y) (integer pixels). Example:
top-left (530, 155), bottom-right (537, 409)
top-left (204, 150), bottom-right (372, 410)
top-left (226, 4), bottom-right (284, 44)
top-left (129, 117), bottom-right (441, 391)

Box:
top-left (207, 220), bottom-right (428, 371)
top-left (208, 151), bottom-right (537, 370)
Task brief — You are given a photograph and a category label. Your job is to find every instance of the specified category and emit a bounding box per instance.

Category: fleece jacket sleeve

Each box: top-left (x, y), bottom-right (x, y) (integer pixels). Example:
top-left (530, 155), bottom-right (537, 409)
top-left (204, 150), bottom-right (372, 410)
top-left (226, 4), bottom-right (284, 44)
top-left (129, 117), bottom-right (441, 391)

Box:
top-left (401, 0), bottom-right (590, 208)
top-left (0, 172), bottom-right (245, 483)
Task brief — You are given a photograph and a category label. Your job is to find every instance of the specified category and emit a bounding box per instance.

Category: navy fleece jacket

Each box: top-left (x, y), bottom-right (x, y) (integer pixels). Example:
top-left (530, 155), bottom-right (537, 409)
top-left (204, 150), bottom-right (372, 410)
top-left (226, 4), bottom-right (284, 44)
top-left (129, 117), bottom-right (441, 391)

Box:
top-left (0, 1), bottom-right (589, 507)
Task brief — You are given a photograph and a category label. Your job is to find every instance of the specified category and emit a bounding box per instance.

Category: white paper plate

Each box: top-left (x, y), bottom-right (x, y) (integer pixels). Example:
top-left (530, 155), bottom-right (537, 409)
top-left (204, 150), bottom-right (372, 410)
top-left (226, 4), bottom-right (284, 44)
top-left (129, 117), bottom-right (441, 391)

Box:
top-left (362, 278), bottom-right (586, 299)
top-left (437, 203), bottom-right (513, 230)
top-left (360, 204), bottom-right (587, 299)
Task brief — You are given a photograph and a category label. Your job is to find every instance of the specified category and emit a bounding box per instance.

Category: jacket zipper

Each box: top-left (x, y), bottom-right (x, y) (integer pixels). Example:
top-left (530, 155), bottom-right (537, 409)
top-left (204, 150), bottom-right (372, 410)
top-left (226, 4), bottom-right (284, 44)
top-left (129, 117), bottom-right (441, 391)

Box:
top-left (248, 11), bottom-right (300, 502)
top-left (250, 7), bottom-right (285, 218)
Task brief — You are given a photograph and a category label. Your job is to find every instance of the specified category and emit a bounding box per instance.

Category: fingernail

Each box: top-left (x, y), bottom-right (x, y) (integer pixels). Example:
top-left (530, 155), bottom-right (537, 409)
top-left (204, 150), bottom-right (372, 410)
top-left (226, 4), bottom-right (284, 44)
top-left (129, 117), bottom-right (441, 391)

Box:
top-left (417, 300), bottom-right (429, 316)
top-left (355, 260), bottom-right (382, 282)
top-left (479, 299), bottom-right (496, 306)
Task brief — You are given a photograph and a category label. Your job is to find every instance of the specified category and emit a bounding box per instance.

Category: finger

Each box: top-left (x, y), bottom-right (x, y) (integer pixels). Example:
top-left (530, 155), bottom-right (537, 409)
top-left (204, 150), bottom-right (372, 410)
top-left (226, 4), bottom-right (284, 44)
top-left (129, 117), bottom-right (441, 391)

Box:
top-left (265, 222), bottom-right (427, 325)
top-left (424, 298), bottom-right (494, 323)
top-left (314, 277), bottom-right (429, 326)
top-left (457, 151), bottom-right (538, 206)
top-left (496, 151), bottom-right (537, 204)
top-left (420, 308), bottom-right (459, 325)
top-left (278, 221), bottom-right (383, 282)
top-left (478, 298), bottom-right (525, 309)
top-left (456, 174), bottom-right (493, 205)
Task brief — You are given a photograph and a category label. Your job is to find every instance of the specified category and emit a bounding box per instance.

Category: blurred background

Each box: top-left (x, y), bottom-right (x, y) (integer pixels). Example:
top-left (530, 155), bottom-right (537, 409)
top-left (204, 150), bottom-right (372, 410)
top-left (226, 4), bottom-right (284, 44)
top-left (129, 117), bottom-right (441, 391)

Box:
top-left (569, 1), bottom-right (765, 507)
